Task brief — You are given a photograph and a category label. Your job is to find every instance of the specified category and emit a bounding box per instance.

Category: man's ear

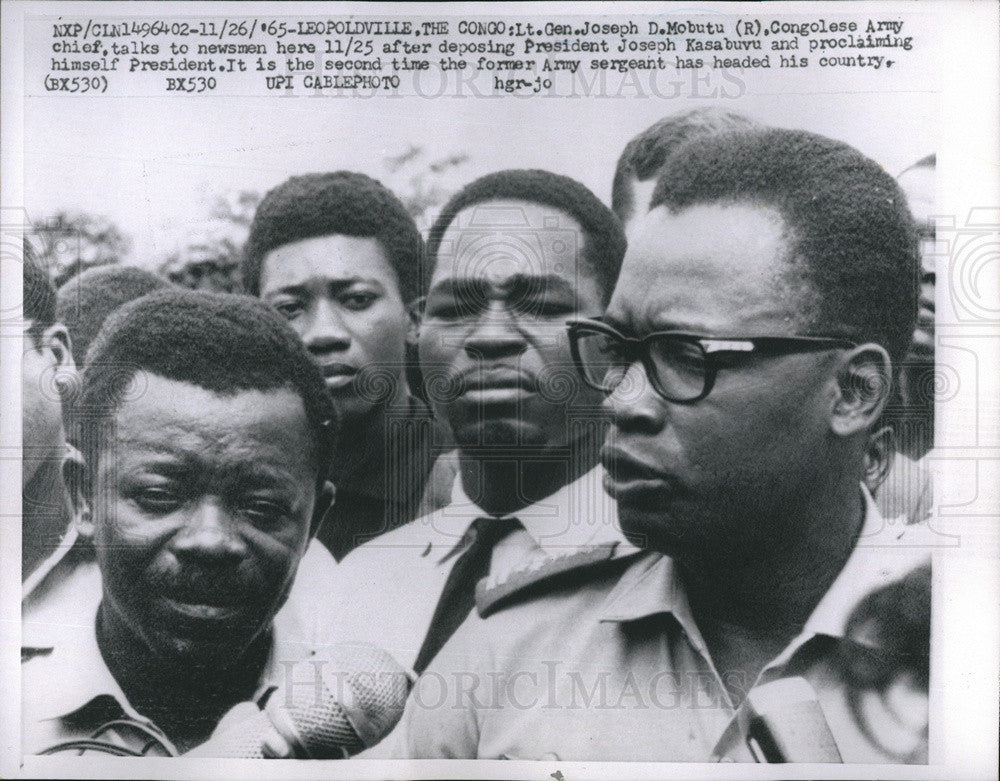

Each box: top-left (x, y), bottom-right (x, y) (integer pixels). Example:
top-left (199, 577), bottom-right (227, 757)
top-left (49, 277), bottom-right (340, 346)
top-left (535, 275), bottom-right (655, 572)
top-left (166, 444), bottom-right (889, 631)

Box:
top-left (405, 296), bottom-right (425, 347)
top-left (62, 443), bottom-right (93, 540)
top-left (310, 479), bottom-right (336, 539)
top-left (42, 324), bottom-right (78, 399)
top-left (42, 323), bottom-right (75, 371)
top-left (864, 425), bottom-right (896, 496)
top-left (832, 344), bottom-right (893, 437)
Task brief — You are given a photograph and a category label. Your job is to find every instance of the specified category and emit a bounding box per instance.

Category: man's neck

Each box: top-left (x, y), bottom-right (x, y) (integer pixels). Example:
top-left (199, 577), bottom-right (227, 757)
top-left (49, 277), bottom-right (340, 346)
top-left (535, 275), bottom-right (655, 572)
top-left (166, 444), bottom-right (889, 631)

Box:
top-left (96, 603), bottom-right (270, 752)
top-left (458, 433), bottom-right (601, 517)
top-left (22, 456), bottom-right (73, 582)
top-left (685, 478), bottom-right (866, 630)
top-left (333, 388), bottom-right (414, 486)
top-left (679, 476), bottom-right (866, 704)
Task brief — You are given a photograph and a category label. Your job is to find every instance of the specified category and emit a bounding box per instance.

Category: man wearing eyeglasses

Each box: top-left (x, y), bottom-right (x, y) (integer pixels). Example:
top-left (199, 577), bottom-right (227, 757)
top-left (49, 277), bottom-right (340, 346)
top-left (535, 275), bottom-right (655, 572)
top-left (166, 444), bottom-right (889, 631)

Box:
top-left (379, 129), bottom-right (932, 762)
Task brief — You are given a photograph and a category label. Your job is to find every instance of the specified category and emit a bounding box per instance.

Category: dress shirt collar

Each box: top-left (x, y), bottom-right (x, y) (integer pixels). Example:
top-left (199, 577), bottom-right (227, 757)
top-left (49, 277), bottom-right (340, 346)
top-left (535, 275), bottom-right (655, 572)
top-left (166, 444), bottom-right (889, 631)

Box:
top-left (23, 557), bottom-right (313, 728)
top-left (22, 442), bottom-right (87, 599)
top-left (21, 525), bottom-right (81, 602)
top-left (436, 465), bottom-right (629, 563)
top-left (598, 485), bottom-right (930, 654)
top-left (793, 484), bottom-right (931, 649)
top-left (23, 560), bottom-right (147, 725)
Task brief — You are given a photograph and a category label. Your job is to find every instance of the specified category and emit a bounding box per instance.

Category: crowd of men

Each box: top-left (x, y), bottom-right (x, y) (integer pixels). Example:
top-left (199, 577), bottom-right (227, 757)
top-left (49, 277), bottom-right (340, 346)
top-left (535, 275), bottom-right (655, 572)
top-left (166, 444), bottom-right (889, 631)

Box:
top-left (21, 108), bottom-right (933, 763)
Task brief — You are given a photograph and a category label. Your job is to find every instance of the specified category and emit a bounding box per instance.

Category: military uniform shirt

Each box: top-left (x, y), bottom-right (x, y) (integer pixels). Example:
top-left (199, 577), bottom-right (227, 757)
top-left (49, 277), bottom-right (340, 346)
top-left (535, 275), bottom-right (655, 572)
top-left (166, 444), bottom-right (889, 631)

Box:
top-left (316, 466), bottom-right (635, 673)
top-left (376, 486), bottom-right (933, 762)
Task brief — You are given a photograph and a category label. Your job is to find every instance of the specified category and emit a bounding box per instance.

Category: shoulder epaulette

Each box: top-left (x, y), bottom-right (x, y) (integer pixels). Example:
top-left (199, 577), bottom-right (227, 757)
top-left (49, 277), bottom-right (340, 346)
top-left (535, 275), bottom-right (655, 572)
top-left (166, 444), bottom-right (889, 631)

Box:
top-left (475, 542), bottom-right (641, 618)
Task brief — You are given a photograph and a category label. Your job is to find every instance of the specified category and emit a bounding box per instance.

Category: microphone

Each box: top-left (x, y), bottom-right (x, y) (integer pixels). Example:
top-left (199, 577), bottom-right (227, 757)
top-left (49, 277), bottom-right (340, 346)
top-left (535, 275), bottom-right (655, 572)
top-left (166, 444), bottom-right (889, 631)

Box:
top-left (189, 643), bottom-right (412, 758)
top-left (745, 677), bottom-right (843, 763)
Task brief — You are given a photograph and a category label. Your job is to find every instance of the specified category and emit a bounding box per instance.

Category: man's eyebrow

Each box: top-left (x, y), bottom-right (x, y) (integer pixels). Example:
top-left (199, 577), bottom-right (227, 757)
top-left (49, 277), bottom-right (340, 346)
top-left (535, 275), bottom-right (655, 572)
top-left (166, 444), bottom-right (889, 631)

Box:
top-left (226, 462), bottom-right (303, 494)
top-left (263, 282), bottom-right (310, 298)
top-left (505, 274), bottom-right (576, 296)
top-left (113, 442), bottom-right (201, 470)
top-left (428, 274), bottom-right (576, 297)
top-left (266, 277), bottom-right (385, 296)
top-left (115, 444), bottom-right (304, 492)
top-left (601, 312), bottom-right (707, 335)
top-left (647, 319), bottom-right (706, 332)
top-left (426, 278), bottom-right (485, 298)
top-left (600, 312), bottom-right (626, 329)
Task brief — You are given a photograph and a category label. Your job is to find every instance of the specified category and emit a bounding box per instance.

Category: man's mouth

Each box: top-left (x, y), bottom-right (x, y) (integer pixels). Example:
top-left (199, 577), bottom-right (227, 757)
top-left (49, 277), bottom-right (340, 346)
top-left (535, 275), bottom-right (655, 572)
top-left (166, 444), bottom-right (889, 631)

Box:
top-left (321, 363), bottom-right (358, 390)
top-left (600, 446), bottom-right (670, 500)
top-left (457, 367), bottom-right (538, 403)
top-left (153, 576), bottom-right (251, 625)
top-left (159, 597), bottom-right (244, 622)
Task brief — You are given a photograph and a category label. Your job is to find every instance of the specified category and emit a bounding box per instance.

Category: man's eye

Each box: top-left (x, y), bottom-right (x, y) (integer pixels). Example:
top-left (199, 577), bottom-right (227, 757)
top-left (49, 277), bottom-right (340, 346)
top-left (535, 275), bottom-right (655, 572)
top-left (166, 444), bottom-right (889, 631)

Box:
top-left (425, 299), bottom-right (466, 320)
top-left (272, 299), bottom-right (304, 320)
top-left (340, 291), bottom-right (378, 311)
top-left (508, 292), bottom-right (575, 318)
top-left (527, 299), bottom-right (574, 317)
top-left (242, 499), bottom-right (290, 524)
top-left (653, 340), bottom-right (707, 374)
top-left (597, 337), bottom-right (629, 361)
top-left (132, 488), bottom-right (183, 513)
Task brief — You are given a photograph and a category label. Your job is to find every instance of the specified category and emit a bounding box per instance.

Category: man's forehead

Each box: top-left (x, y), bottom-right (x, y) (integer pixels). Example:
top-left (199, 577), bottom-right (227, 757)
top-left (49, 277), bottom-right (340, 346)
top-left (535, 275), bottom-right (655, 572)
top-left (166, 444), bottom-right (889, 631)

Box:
top-left (260, 233), bottom-right (390, 291)
top-left (626, 202), bottom-right (790, 268)
top-left (432, 199), bottom-right (586, 287)
top-left (107, 373), bottom-right (310, 446)
top-left (622, 177), bottom-right (658, 237)
top-left (608, 202), bottom-right (799, 331)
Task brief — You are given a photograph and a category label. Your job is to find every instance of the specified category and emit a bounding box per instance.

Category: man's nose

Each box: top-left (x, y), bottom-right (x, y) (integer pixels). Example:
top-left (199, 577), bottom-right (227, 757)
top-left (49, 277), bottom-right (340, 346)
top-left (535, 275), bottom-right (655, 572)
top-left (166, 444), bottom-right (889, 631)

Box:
top-left (171, 498), bottom-right (248, 563)
top-left (305, 299), bottom-right (351, 357)
top-left (462, 303), bottom-right (528, 361)
top-left (602, 359), bottom-right (666, 433)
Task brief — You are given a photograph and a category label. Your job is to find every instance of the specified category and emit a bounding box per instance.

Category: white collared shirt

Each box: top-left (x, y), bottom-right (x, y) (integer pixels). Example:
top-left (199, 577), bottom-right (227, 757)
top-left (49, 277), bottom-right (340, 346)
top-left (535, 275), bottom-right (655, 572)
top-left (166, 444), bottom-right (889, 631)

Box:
top-left (315, 466), bottom-right (632, 672)
top-left (21, 538), bottom-right (339, 756)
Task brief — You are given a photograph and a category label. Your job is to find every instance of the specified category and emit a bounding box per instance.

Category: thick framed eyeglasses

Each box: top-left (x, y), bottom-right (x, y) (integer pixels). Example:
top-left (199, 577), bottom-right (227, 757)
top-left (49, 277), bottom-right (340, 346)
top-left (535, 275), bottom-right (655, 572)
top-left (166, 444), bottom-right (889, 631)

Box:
top-left (567, 319), bottom-right (857, 403)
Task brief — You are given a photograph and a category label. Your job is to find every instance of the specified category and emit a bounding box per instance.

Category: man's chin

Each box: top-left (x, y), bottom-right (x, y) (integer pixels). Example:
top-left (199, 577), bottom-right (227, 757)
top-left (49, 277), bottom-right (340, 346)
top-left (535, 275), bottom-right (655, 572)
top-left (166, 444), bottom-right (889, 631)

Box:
top-left (147, 622), bottom-right (266, 668)
top-left (328, 384), bottom-right (372, 410)
top-left (452, 418), bottom-right (547, 450)
top-left (617, 505), bottom-right (693, 557)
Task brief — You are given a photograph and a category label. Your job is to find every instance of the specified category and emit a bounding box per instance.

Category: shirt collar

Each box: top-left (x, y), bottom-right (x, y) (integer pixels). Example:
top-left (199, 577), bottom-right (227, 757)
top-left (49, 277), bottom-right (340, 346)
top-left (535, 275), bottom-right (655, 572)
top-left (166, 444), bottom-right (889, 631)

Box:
top-left (598, 550), bottom-right (690, 618)
top-left (22, 525), bottom-right (82, 602)
top-left (795, 484), bottom-right (931, 645)
top-left (23, 557), bottom-right (315, 726)
top-left (22, 442), bottom-right (87, 600)
top-left (599, 485), bottom-right (930, 653)
top-left (22, 559), bottom-right (142, 724)
top-left (437, 465), bottom-right (630, 561)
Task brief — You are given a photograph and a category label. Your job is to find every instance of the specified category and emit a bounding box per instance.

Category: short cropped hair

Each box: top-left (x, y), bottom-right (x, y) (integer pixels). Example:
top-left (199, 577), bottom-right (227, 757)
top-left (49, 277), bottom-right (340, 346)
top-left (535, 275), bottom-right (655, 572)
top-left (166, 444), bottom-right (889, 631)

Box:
top-left (611, 108), bottom-right (758, 224)
top-left (78, 289), bottom-right (337, 479)
top-left (56, 265), bottom-right (173, 366)
top-left (243, 171), bottom-right (424, 302)
top-left (425, 169), bottom-right (627, 304)
top-left (23, 240), bottom-right (56, 345)
top-left (649, 128), bottom-right (920, 367)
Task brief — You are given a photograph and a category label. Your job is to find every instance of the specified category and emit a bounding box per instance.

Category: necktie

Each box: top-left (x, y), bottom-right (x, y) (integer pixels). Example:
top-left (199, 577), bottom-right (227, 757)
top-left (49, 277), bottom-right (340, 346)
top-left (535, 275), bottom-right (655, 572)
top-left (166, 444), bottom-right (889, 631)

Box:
top-left (412, 516), bottom-right (520, 675)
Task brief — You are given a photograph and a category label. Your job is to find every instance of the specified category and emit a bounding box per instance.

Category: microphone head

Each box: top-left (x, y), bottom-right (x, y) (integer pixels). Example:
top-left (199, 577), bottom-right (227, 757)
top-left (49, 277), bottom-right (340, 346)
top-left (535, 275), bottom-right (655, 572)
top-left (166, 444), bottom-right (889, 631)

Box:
top-left (274, 642), bottom-right (412, 757)
top-left (192, 643), bottom-right (411, 758)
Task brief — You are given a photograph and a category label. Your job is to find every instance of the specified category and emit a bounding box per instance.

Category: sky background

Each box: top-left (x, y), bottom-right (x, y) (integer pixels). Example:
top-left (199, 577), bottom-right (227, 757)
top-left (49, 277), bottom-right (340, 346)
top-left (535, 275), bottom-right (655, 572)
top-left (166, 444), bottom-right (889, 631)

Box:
top-left (23, 62), bottom-right (939, 268)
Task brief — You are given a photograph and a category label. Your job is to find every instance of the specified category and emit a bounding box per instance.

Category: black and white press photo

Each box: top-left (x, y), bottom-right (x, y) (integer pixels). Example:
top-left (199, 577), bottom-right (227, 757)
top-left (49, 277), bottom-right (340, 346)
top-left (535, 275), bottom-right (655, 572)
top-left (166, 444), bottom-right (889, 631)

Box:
top-left (2, 2), bottom-right (998, 779)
